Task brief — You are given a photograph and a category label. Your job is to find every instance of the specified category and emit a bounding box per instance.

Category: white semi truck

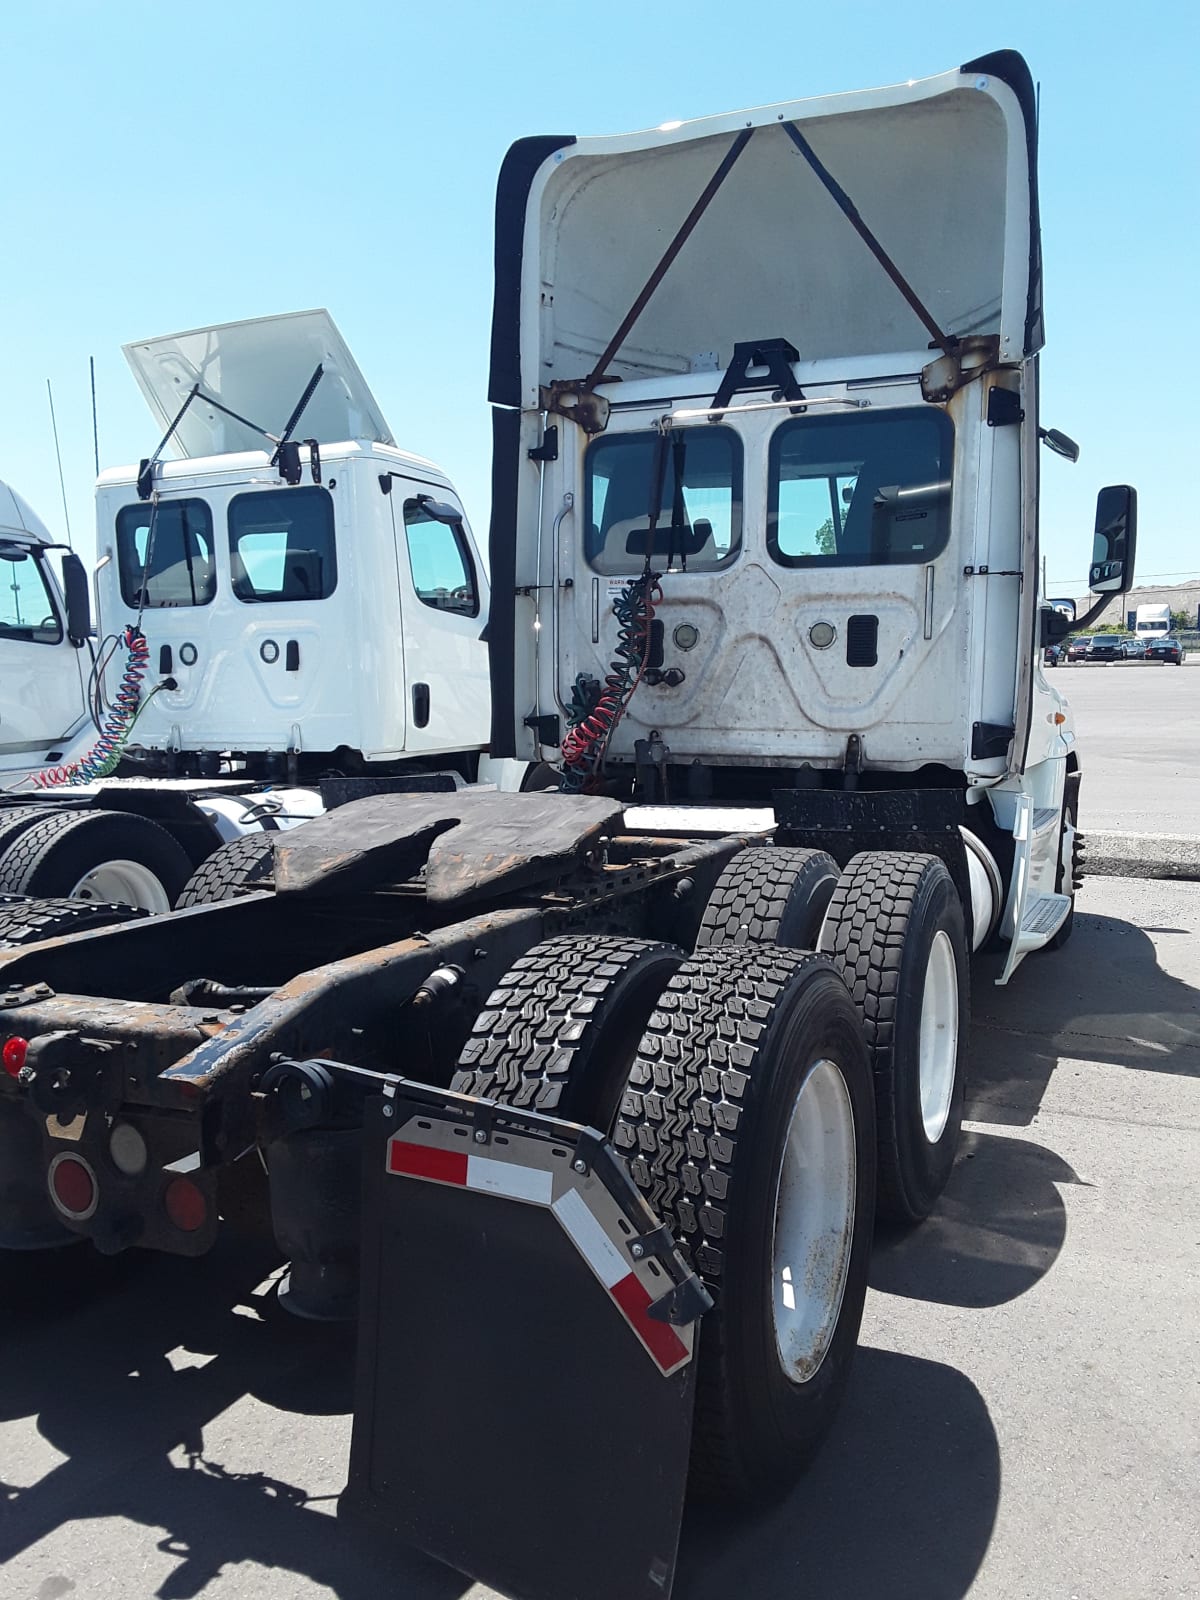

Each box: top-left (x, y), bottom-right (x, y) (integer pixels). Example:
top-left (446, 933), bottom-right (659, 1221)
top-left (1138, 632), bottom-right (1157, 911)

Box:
top-left (1134, 602), bottom-right (1171, 642)
top-left (0, 311), bottom-right (528, 934)
top-left (0, 52), bottom-right (1137, 1600)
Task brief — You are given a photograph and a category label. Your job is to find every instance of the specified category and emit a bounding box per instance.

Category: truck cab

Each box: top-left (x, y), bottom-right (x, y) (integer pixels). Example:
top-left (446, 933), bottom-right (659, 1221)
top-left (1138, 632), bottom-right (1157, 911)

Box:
top-left (98, 310), bottom-right (491, 777)
top-left (488, 50), bottom-right (1136, 977)
top-left (0, 482), bottom-right (92, 782)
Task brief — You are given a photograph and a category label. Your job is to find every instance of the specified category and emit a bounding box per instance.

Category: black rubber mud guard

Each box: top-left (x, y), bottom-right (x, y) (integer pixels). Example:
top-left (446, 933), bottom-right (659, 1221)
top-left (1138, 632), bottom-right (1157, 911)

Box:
top-left (343, 1080), bottom-right (708, 1600)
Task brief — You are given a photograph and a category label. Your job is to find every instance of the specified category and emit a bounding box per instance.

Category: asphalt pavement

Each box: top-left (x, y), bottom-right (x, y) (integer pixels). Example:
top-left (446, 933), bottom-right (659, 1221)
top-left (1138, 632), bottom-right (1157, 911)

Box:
top-left (3, 695), bottom-right (1200, 1600)
top-left (1053, 659), bottom-right (1200, 833)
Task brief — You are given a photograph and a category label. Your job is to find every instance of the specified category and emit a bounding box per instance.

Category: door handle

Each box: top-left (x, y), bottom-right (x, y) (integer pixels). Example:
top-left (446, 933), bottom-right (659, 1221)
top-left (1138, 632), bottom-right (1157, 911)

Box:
top-left (285, 640), bottom-right (300, 671)
top-left (158, 644), bottom-right (173, 674)
top-left (412, 682), bottom-right (430, 728)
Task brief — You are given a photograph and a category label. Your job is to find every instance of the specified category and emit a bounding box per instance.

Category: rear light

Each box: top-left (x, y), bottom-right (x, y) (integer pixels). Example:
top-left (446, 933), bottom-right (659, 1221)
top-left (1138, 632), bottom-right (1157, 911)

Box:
top-left (164, 1176), bottom-right (208, 1233)
top-left (109, 1122), bottom-right (149, 1177)
top-left (2, 1036), bottom-right (27, 1078)
top-left (48, 1152), bottom-right (99, 1220)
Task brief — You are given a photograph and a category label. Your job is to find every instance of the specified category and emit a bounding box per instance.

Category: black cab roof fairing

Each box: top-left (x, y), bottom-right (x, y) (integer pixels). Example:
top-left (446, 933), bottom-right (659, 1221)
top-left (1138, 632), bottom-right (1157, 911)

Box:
top-left (485, 52), bottom-right (1042, 754)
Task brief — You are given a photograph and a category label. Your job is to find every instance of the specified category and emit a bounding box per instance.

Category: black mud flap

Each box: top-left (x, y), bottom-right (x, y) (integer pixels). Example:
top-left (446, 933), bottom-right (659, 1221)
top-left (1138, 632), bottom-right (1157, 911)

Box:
top-left (341, 1081), bottom-right (709, 1600)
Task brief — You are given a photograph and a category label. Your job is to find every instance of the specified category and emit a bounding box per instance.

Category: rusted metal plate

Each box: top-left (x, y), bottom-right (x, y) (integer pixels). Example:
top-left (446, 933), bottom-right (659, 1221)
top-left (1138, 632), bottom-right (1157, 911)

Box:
top-left (272, 791), bottom-right (624, 904)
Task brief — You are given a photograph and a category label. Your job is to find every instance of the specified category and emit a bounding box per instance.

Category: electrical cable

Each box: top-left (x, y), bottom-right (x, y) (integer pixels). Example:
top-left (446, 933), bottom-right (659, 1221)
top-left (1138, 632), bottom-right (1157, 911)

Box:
top-left (29, 626), bottom-right (155, 788)
top-left (560, 572), bottom-right (661, 792)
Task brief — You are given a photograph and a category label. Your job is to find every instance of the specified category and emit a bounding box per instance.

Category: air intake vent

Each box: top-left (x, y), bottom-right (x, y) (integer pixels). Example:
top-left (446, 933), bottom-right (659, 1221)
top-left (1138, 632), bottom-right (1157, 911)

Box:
top-left (846, 614), bottom-right (878, 667)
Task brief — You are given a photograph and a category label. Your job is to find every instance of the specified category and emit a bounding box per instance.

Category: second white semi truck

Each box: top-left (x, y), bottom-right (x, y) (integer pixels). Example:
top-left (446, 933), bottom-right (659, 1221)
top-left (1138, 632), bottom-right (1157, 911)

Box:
top-left (0, 311), bottom-right (530, 935)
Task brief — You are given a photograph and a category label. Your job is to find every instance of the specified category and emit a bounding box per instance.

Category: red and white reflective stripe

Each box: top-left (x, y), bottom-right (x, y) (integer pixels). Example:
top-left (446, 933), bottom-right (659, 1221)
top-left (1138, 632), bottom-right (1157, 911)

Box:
top-left (552, 1188), bottom-right (688, 1374)
top-left (386, 1138), bottom-right (553, 1203)
top-left (385, 1133), bottom-right (689, 1375)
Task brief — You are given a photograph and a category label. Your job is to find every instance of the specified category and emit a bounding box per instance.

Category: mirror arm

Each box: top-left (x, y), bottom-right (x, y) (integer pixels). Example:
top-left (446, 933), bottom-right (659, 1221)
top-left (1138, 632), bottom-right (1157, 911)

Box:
top-left (1073, 592), bottom-right (1120, 632)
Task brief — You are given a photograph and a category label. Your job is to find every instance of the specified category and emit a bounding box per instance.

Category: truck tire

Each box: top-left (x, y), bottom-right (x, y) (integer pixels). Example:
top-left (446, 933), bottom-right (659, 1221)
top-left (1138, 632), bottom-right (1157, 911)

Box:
top-left (696, 846), bottom-right (840, 951)
top-left (452, 934), bottom-right (683, 1130)
top-left (613, 946), bottom-right (874, 1502)
top-left (0, 810), bottom-right (193, 913)
top-left (0, 804), bottom-right (61, 859)
top-left (0, 895), bottom-right (148, 947)
top-left (820, 851), bottom-right (969, 1224)
top-left (176, 834), bottom-right (276, 907)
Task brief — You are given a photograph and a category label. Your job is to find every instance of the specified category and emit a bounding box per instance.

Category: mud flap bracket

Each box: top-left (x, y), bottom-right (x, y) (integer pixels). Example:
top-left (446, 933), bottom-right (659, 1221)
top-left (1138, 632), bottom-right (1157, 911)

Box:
top-left (342, 1079), bottom-right (708, 1600)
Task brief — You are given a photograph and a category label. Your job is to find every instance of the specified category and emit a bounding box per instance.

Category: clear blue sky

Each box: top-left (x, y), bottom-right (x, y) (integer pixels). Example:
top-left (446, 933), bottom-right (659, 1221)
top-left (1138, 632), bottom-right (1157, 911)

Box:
top-left (3, 1), bottom-right (1196, 597)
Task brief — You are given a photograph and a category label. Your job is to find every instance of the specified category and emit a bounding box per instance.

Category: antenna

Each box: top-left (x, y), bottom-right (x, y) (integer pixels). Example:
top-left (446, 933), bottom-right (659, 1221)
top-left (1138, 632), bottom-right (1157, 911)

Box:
top-left (90, 355), bottom-right (100, 478)
top-left (46, 378), bottom-right (73, 549)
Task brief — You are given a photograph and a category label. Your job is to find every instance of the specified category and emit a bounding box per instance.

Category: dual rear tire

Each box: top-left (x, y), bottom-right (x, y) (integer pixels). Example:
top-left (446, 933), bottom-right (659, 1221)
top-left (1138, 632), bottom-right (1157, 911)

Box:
top-left (452, 933), bottom-right (875, 1502)
top-left (698, 843), bottom-right (970, 1225)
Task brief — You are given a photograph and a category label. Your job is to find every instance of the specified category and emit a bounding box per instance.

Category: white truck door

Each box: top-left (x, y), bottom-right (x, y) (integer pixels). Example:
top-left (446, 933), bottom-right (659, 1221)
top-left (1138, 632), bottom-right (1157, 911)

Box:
top-left (0, 544), bottom-right (87, 775)
top-left (389, 490), bottom-right (490, 756)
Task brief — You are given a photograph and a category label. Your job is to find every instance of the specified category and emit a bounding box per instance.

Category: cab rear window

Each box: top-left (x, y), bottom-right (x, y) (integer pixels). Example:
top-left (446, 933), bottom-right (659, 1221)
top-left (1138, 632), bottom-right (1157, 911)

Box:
top-left (229, 487), bottom-right (337, 603)
top-left (768, 409), bottom-right (953, 568)
top-left (116, 500), bottom-right (216, 608)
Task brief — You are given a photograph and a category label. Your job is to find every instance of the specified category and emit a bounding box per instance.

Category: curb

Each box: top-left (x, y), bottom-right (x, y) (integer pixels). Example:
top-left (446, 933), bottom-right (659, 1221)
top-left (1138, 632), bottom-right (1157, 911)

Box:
top-left (1084, 832), bottom-right (1200, 882)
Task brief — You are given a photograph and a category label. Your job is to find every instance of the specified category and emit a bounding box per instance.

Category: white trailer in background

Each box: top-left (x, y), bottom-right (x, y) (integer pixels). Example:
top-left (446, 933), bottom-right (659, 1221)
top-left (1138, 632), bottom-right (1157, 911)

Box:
top-left (0, 312), bottom-right (527, 927)
top-left (1134, 602), bottom-right (1171, 641)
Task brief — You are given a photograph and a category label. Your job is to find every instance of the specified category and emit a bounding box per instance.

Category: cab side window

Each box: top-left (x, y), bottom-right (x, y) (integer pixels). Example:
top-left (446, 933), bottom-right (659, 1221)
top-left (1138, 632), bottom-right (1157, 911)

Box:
top-left (402, 500), bottom-right (478, 617)
top-left (0, 548), bottom-right (62, 642)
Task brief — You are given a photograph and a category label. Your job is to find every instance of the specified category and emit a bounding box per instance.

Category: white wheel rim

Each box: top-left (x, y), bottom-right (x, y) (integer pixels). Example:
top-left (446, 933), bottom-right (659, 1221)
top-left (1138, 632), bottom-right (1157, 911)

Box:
top-left (70, 860), bottom-right (171, 913)
top-left (919, 930), bottom-right (959, 1143)
top-left (771, 1057), bottom-right (856, 1385)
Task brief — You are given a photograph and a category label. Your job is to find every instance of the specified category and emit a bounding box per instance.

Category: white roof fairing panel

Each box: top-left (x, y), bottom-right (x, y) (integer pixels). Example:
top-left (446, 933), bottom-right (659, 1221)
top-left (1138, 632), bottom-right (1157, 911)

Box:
top-left (0, 480), bottom-right (54, 543)
top-left (124, 309), bottom-right (394, 459)
top-left (507, 54), bottom-right (1041, 404)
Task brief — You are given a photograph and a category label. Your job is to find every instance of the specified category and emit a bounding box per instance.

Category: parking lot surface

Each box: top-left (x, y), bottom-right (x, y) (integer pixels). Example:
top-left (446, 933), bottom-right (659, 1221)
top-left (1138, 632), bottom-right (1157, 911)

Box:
top-left (1054, 660), bottom-right (1200, 833)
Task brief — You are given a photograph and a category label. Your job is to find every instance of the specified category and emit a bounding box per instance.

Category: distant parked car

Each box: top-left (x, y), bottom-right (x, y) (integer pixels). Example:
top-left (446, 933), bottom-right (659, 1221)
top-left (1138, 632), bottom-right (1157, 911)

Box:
top-left (1043, 643), bottom-right (1062, 667)
top-left (1144, 635), bottom-right (1184, 665)
top-left (1118, 635), bottom-right (1140, 658)
top-left (1089, 635), bottom-right (1122, 662)
top-left (1066, 636), bottom-right (1093, 662)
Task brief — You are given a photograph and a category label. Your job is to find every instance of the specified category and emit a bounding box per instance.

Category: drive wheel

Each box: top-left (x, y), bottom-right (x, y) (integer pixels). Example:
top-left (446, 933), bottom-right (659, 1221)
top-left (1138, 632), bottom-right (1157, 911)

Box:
top-left (820, 851), bottom-right (969, 1224)
top-left (176, 834), bottom-right (276, 907)
top-left (696, 846), bottom-right (840, 951)
top-left (614, 946), bottom-right (874, 1502)
top-left (0, 896), bottom-right (148, 948)
top-left (451, 934), bottom-right (684, 1130)
top-left (0, 810), bottom-right (193, 912)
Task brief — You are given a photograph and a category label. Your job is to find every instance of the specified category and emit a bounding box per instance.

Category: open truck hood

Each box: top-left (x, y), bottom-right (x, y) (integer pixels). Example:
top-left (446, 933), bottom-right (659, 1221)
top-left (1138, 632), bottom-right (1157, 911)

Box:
top-left (490, 50), bottom-right (1041, 407)
top-left (124, 309), bottom-right (394, 458)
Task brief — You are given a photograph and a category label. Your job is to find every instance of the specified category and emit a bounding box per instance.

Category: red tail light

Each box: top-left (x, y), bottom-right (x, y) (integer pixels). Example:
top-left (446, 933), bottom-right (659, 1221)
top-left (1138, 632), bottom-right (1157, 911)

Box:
top-left (49, 1153), bottom-right (98, 1220)
top-left (2, 1036), bottom-right (27, 1078)
top-left (164, 1176), bottom-right (207, 1233)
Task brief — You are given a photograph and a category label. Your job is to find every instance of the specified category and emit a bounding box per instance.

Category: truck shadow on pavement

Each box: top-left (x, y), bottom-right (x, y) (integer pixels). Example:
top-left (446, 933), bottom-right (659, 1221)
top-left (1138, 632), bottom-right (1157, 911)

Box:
top-left (675, 1346), bottom-right (999, 1600)
top-left (870, 1126), bottom-right (1083, 1308)
top-left (970, 910), bottom-right (1200, 1125)
top-left (874, 904), bottom-right (1200, 1314)
top-left (0, 1240), bottom-right (462, 1600)
top-left (0, 1227), bottom-right (1001, 1600)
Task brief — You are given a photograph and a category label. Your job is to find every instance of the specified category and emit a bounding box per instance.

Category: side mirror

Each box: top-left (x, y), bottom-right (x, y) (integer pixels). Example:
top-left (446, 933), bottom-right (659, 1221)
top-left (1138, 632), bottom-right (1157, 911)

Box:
top-left (62, 551), bottom-right (92, 646)
top-left (1039, 427), bottom-right (1080, 463)
top-left (1089, 485), bottom-right (1137, 595)
top-left (416, 495), bottom-right (464, 526)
